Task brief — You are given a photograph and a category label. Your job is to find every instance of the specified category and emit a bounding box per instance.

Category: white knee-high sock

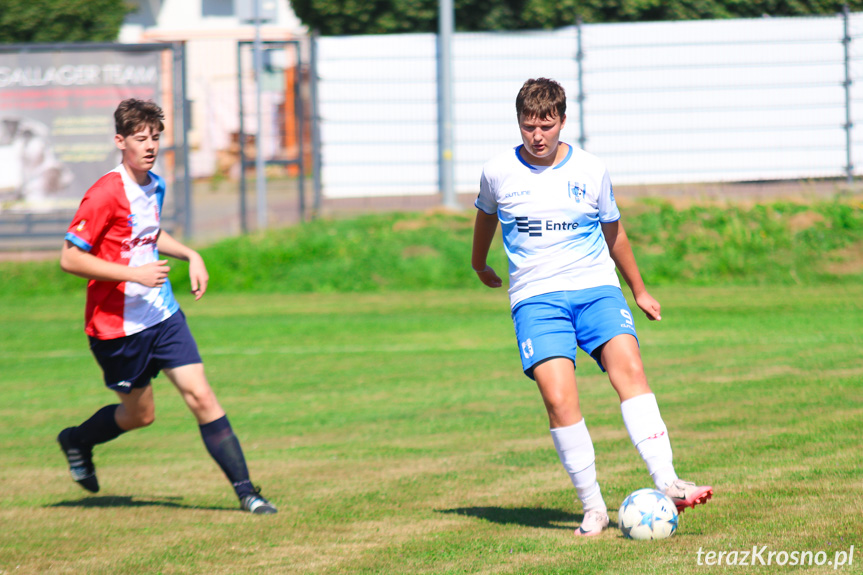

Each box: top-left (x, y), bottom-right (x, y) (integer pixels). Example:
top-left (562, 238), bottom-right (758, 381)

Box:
top-left (620, 393), bottom-right (678, 490)
top-left (550, 419), bottom-right (606, 512)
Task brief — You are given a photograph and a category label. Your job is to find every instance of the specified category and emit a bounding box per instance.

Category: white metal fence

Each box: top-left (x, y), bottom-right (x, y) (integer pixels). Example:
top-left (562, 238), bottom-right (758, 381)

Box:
top-left (313, 11), bottom-right (863, 199)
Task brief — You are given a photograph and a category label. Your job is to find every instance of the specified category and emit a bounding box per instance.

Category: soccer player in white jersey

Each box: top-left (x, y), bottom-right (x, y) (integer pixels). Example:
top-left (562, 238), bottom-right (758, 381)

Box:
top-left (57, 99), bottom-right (276, 514)
top-left (471, 78), bottom-right (712, 536)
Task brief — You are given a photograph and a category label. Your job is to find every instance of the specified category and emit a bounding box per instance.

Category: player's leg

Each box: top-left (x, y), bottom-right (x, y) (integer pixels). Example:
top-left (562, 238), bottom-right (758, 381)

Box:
top-left (514, 293), bottom-right (608, 536)
top-left (600, 334), bottom-right (677, 487)
top-left (534, 359), bottom-right (609, 536)
top-left (577, 289), bottom-right (677, 489)
top-left (162, 362), bottom-right (224, 424)
top-left (592, 318), bottom-right (712, 511)
top-left (58, 330), bottom-right (160, 493)
top-left (57, 388), bottom-right (157, 494)
top-left (162, 363), bottom-right (276, 514)
top-left (601, 335), bottom-right (712, 510)
top-left (533, 357), bottom-right (582, 428)
top-left (115, 385), bottom-right (156, 429)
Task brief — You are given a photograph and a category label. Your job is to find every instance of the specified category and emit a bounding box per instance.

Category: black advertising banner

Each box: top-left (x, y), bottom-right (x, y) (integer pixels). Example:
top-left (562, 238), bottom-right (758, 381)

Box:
top-left (0, 49), bottom-right (163, 213)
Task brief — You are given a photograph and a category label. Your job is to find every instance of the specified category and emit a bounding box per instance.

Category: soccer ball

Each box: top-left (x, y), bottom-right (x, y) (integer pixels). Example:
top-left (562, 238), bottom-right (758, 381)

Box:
top-left (618, 488), bottom-right (679, 540)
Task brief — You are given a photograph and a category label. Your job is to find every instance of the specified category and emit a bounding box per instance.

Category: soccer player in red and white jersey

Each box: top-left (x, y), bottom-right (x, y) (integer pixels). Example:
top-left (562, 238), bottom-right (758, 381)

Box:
top-left (58, 99), bottom-right (276, 514)
top-left (472, 79), bottom-right (712, 536)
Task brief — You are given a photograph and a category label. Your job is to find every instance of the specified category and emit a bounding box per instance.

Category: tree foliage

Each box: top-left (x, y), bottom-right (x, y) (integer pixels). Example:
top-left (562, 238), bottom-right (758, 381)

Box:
top-left (292, 0), bottom-right (863, 35)
top-left (0, 0), bottom-right (133, 43)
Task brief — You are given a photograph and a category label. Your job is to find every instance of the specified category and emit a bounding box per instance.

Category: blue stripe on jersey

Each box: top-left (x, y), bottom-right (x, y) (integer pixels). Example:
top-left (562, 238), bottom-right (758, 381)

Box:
top-left (514, 146), bottom-right (531, 169)
top-left (513, 144), bottom-right (573, 170)
top-left (150, 172), bottom-right (166, 212)
top-left (65, 232), bottom-right (92, 252)
top-left (158, 281), bottom-right (181, 315)
top-left (553, 145), bottom-right (573, 169)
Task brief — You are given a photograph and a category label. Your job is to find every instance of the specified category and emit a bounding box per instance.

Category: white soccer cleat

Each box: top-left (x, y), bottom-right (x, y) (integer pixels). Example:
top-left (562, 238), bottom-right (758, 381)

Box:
top-left (574, 509), bottom-right (609, 537)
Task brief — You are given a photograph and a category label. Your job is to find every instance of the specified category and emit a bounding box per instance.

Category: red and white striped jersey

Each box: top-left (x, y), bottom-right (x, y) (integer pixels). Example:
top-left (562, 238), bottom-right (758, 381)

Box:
top-left (65, 165), bottom-right (179, 340)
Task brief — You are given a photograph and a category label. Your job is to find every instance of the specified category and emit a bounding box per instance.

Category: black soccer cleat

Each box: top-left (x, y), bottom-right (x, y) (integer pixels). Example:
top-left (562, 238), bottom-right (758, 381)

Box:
top-left (240, 486), bottom-right (278, 514)
top-left (57, 427), bottom-right (99, 493)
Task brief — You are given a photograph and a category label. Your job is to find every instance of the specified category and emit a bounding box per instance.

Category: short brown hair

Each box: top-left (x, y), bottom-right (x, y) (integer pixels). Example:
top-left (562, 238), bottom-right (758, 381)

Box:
top-left (515, 78), bottom-right (566, 121)
top-left (114, 99), bottom-right (165, 137)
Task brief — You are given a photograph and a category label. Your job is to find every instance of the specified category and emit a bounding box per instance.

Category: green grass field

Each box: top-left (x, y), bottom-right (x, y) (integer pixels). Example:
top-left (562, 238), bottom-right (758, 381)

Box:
top-left (1, 284), bottom-right (861, 574)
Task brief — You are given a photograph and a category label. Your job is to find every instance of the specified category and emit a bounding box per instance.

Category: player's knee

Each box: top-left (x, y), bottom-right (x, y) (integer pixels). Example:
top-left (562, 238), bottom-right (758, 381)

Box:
top-left (614, 355), bottom-right (646, 382)
top-left (542, 393), bottom-right (580, 421)
top-left (543, 389), bottom-right (570, 411)
top-left (135, 407), bottom-right (156, 428)
top-left (610, 368), bottom-right (651, 401)
top-left (545, 405), bottom-right (583, 428)
top-left (184, 388), bottom-right (219, 414)
top-left (125, 410), bottom-right (155, 429)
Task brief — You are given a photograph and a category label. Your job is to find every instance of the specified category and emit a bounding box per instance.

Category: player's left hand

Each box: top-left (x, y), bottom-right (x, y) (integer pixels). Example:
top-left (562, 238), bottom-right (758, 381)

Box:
top-left (635, 292), bottom-right (661, 321)
top-left (475, 265), bottom-right (503, 288)
top-left (188, 254), bottom-right (209, 300)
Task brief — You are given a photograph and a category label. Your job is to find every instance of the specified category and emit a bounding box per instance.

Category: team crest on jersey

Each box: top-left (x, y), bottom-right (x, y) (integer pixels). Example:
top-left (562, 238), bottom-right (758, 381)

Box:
top-left (521, 338), bottom-right (534, 359)
top-left (127, 214), bottom-right (139, 227)
top-left (75, 220), bottom-right (87, 232)
top-left (568, 182), bottom-right (586, 203)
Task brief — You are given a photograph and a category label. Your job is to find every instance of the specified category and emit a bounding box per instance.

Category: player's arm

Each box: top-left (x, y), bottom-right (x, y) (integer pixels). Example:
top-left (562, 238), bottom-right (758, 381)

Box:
top-left (601, 220), bottom-right (661, 321)
top-left (60, 240), bottom-right (169, 287)
top-left (471, 209), bottom-right (503, 288)
top-left (156, 230), bottom-right (208, 300)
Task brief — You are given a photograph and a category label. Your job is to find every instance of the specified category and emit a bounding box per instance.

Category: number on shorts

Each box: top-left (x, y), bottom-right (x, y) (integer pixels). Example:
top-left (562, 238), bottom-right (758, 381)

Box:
top-left (620, 309), bottom-right (633, 326)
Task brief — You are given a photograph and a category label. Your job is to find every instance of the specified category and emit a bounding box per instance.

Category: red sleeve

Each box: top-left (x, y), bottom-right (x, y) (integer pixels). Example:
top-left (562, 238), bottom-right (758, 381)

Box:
top-left (65, 172), bottom-right (122, 252)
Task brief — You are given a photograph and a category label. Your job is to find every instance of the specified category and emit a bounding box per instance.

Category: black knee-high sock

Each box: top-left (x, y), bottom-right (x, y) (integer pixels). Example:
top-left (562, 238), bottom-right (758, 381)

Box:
top-left (199, 415), bottom-right (253, 498)
top-left (70, 405), bottom-right (125, 448)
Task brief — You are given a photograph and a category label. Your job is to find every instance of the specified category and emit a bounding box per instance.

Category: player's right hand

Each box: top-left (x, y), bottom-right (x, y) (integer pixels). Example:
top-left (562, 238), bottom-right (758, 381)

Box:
top-left (134, 260), bottom-right (170, 287)
top-left (635, 291), bottom-right (661, 321)
top-left (475, 265), bottom-right (503, 288)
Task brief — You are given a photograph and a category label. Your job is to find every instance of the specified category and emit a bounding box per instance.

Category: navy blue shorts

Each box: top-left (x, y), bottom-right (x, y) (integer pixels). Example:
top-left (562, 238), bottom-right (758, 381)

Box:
top-left (88, 310), bottom-right (203, 394)
top-left (511, 286), bottom-right (639, 379)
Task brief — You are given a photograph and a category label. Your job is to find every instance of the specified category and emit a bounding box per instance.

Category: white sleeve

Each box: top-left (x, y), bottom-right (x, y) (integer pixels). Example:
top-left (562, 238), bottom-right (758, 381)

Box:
top-left (474, 170), bottom-right (498, 215)
top-left (597, 169), bottom-right (621, 223)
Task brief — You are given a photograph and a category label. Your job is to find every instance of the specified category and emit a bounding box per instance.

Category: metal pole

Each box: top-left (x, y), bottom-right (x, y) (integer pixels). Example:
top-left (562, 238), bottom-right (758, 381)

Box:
top-left (843, 4), bottom-right (854, 184)
top-left (295, 42), bottom-right (306, 221)
top-left (175, 42), bottom-right (192, 238)
top-left (238, 41), bottom-right (248, 234)
top-left (437, 0), bottom-right (458, 209)
top-left (254, 0), bottom-right (268, 229)
top-left (576, 17), bottom-right (587, 151)
top-left (310, 31), bottom-right (322, 217)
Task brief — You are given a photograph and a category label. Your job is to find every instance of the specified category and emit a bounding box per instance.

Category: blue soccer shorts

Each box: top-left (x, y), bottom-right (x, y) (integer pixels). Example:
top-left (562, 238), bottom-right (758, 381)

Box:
top-left (511, 286), bottom-right (639, 380)
top-left (88, 310), bottom-right (203, 394)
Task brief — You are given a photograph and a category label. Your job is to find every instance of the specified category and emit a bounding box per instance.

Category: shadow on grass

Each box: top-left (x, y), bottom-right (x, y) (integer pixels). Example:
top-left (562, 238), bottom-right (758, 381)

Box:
top-left (47, 495), bottom-right (232, 511)
top-left (439, 506), bottom-right (618, 531)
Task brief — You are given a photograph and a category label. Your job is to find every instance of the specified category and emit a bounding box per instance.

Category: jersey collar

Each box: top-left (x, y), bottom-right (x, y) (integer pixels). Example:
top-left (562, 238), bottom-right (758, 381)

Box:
top-left (514, 143), bottom-right (573, 170)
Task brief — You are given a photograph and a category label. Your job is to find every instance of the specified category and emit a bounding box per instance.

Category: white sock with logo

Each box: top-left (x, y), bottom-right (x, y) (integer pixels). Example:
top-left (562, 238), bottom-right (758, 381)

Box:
top-left (620, 393), bottom-right (678, 490)
top-left (550, 419), bottom-right (606, 512)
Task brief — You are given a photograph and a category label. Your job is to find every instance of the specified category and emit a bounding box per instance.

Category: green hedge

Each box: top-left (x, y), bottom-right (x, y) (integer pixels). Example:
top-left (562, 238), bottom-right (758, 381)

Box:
top-left (3, 198), bottom-right (862, 297)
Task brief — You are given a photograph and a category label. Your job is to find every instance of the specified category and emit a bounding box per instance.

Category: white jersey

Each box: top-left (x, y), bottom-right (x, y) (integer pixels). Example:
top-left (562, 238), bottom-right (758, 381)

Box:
top-left (475, 143), bottom-right (621, 309)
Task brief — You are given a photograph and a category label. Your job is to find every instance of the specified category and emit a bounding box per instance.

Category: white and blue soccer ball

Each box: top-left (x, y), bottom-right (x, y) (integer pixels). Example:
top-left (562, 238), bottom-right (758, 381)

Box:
top-left (618, 488), bottom-right (679, 540)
